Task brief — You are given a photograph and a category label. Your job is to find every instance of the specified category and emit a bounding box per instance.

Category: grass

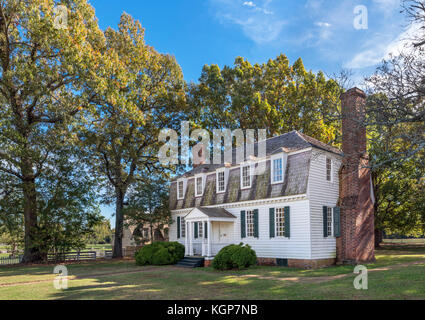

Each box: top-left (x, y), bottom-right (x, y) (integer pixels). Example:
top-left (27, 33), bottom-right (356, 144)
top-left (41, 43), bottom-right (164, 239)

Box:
top-left (383, 238), bottom-right (425, 244)
top-left (0, 243), bottom-right (424, 300)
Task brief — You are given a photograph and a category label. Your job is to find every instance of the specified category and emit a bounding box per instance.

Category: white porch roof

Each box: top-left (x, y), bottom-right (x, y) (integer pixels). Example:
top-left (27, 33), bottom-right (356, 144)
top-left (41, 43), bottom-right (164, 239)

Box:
top-left (184, 207), bottom-right (236, 222)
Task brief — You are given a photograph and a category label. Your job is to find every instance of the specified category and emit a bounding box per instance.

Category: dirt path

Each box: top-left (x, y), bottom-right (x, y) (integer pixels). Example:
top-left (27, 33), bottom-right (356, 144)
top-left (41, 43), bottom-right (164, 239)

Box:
top-left (1, 260), bottom-right (424, 288)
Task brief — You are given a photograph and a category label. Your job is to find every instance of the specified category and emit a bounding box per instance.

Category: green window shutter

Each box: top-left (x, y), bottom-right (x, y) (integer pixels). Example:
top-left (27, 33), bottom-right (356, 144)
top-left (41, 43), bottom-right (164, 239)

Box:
top-left (323, 206), bottom-right (328, 238)
top-left (284, 206), bottom-right (290, 238)
top-left (241, 210), bottom-right (246, 238)
top-left (177, 217), bottom-right (181, 239)
top-left (334, 207), bottom-right (341, 237)
top-left (194, 222), bottom-right (198, 239)
top-left (204, 222), bottom-right (208, 239)
top-left (269, 208), bottom-right (275, 238)
top-left (254, 209), bottom-right (259, 238)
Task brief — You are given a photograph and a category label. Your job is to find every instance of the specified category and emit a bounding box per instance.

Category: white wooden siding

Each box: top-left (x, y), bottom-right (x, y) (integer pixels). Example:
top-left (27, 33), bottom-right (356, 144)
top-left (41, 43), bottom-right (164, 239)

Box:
top-left (170, 199), bottom-right (311, 259)
top-left (307, 149), bottom-right (342, 259)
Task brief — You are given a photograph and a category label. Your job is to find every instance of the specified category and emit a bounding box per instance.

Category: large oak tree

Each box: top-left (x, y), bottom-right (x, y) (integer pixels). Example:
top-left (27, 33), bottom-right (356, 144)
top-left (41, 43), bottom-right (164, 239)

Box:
top-left (0, 0), bottom-right (106, 262)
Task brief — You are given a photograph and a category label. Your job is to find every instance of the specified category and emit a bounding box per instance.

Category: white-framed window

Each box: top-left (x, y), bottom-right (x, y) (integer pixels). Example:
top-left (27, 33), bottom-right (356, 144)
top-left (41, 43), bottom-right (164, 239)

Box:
top-left (198, 222), bottom-right (203, 238)
top-left (241, 165), bottom-right (251, 189)
top-left (327, 207), bottom-right (333, 236)
top-left (177, 180), bottom-right (185, 199)
top-left (195, 175), bottom-right (204, 197)
top-left (217, 170), bottom-right (225, 193)
top-left (326, 157), bottom-right (332, 182)
top-left (181, 217), bottom-right (186, 238)
top-left (275, 208), bottom-right (286, 237)
top-left (246, 210), bottom-right (255, 237)
top-left (272, 158), bottom-right (283, 183)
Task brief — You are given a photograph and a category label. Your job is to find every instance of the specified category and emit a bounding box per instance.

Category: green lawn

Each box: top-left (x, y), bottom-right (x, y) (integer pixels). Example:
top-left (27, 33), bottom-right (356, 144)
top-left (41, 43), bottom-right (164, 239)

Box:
top-left (383, 238), bottom-right (425, 244)
top-left (1, 243), bottom-right (424, 300)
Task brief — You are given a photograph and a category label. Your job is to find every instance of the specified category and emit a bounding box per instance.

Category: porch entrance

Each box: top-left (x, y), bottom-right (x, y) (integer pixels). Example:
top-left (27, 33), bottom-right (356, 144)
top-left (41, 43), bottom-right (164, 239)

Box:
top-left (184, 207), bottom-right (236, 257)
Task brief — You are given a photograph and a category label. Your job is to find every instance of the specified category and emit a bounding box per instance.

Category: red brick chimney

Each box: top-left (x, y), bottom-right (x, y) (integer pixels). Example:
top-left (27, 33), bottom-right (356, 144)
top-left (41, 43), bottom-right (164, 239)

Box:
top-left (337, 88), bottom-right (375, 264)
top-left (192, 143), bottom-right (208, 168)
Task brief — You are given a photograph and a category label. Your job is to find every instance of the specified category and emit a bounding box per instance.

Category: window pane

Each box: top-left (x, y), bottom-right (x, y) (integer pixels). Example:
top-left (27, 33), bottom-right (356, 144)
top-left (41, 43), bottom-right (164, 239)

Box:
top-left (326, 158), bottom-right (332, 181)
top-left (181, 217), bottom-right (186, 237)
top-left (327, 207), bottom-right (333, 236)
top-left (196, 177), bottom-right (203, 195)
top-left (246, 210), bottom-right (254, 237)
top-left (275, 208), bottom-right (285, 237)
top-left (242, 166), bottom-right (251, 187)
top-left (273, 158), bottom-right (283, 182)
top-left (198, 222), bottom-right (203, 238)
top-left (178, 181), bottom-right (184, 198)
top-left (218, 171), bottom-right (225, 192)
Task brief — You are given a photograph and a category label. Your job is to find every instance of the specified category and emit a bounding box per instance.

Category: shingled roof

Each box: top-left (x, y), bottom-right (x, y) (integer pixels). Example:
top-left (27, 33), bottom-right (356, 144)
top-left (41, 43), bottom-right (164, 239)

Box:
top-left (173, 130), bottom-right (341, 180)
top-left (190, 207), bottom-right (236, 219)
top-left (169, 131), bottom-right (341, 210)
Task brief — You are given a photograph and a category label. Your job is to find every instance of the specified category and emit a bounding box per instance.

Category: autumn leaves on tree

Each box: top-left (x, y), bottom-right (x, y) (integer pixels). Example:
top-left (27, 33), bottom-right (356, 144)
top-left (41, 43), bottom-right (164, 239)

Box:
top-left (0, 0), bottom-right (423, 262)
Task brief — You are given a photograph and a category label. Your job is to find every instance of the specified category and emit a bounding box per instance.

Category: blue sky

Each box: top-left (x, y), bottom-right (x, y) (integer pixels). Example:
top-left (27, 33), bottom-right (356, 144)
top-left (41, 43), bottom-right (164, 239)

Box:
top-left (91, 0), bottom-right (410, 224)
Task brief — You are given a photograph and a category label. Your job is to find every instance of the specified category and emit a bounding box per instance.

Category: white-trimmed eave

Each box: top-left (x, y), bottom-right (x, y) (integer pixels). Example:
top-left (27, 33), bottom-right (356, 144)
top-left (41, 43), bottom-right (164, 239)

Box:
top-left (171, 193), bottom-right (308, 215)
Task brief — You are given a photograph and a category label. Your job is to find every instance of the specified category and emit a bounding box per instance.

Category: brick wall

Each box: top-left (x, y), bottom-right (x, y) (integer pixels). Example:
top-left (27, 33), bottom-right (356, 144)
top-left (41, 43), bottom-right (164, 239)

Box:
top-left (338, 88), bottom-right (375, 264)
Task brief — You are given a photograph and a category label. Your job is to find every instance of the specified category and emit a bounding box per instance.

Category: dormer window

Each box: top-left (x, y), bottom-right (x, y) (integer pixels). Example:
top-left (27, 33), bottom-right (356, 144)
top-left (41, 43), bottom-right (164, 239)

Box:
top-left (217, 170), bottom-right (225, 193)
top-left (326, 157), bottom-right (332, 182)
top-left (177, 180), bottom-right (185, 200)
top-left (195, 175), bottom-right (204, 197)
top-left (241, 164), bottom-right (251, 189)
top-left (272, 158), bottom-right (283, 183)
top-left (271, 153), bottom-right (287, 184)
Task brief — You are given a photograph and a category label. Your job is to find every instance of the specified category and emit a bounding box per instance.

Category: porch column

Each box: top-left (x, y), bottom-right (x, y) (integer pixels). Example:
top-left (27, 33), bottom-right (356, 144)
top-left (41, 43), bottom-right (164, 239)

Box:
top-left (207, 220), bottom-right (212, 257)
top-left (188, 222), bottom-right (194, 256)
top-left (184, 221), bottom-right (189, 256)
top-left (201, 220), bottom-right (206, 257)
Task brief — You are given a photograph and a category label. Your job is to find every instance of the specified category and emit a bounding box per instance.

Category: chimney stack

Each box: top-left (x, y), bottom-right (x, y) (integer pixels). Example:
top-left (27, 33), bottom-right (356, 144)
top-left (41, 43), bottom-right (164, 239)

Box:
top-left (192, 143), bottom-right (208, 168)
top-left (338, 88), bottom-right (375, 264)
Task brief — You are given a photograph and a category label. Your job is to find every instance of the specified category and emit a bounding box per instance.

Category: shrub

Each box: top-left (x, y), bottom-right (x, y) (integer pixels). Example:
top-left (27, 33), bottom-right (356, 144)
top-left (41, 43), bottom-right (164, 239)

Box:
top-left (212, 243), bottom-right (257, 270)
top-left (135, 241), bottom-right (185, 266)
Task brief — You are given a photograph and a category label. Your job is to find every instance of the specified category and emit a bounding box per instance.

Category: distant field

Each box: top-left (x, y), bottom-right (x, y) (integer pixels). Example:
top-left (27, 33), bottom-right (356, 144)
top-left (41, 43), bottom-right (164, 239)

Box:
top-left (84, 244), bottom-right (112, 251)
top-left (383, 239), bottom-right (425, 244)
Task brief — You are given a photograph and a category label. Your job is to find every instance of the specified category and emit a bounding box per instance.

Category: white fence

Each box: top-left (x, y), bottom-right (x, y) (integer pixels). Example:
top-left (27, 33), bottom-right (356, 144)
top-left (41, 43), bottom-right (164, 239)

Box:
top-left (0, 255), bottom-right (23, 266)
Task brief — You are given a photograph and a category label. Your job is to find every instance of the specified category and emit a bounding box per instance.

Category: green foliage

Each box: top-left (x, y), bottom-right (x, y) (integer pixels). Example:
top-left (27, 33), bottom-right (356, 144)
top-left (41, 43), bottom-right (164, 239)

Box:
top-left (86, 220), bottom-right (112, 245)
top-left (189, 55), bottom-right (342, 145)
top-left (0, 0), bottom-right (107, 262)
top-left (124, 175), bottom-right (171, 245)
top-left (212, 243), bottom-right (257, 270)
top-left (368, 103), bottom-right (425, 240)
top-left (135, 242), bottom-right (185, 266)
top-left (80, 13), bottom-right (186, 257)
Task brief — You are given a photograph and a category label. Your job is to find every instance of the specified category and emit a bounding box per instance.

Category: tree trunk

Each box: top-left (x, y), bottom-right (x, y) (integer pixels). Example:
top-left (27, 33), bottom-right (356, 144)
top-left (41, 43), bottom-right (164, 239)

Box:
top-left (375, 228), bottom-right (383, 248)
top-left (113, 188), bottom-right (125, 258)
top-left (150, 222), bottom-right (154, 244)
top-left (21, 175), bottom-right (41, 263)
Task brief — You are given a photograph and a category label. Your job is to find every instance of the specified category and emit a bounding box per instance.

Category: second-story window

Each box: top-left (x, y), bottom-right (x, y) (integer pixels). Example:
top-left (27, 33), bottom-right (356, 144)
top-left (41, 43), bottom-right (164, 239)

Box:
top-left (326, 157), bottom-right (332, 181)
top-left (196, 176), bottom-right (203, 196)
top-left (273, 158), bottom-right (283, 183)
top-left (241, 165), bottom-right (251, 188)
top-left (177, 180), bottom-right (184, 199)
top-left (217, 171), bottom-right (225, 192)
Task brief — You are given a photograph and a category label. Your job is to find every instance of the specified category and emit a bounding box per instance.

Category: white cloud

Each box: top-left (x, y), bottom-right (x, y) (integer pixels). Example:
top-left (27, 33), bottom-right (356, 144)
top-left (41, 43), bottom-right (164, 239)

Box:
top-left (315, 22), bottom-right (332, 27)
top-left (211, 0), bottom-right (282, 44)
top-left (345, 23), bottom-right (420, 69)
top-left (243, 1), bottom-right (255, 7)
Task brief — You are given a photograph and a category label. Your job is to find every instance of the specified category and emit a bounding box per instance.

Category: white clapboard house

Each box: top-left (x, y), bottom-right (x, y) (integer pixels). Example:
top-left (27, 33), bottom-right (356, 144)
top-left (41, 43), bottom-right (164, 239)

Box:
top-left (169, 88), bottom-right (375, 268)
